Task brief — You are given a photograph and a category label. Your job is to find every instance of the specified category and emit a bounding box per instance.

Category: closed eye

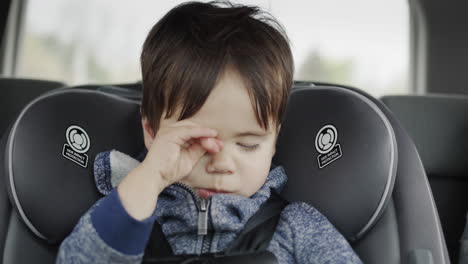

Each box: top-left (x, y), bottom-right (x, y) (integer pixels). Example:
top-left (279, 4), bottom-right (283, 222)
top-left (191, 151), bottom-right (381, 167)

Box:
top-left (237, 143), bottom-right (259, 152)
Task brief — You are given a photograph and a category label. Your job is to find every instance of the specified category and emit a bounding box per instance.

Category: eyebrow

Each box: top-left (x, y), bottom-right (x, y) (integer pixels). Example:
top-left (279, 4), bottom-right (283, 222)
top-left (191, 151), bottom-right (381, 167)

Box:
top-left (233, 131), bottom-right (271, 138)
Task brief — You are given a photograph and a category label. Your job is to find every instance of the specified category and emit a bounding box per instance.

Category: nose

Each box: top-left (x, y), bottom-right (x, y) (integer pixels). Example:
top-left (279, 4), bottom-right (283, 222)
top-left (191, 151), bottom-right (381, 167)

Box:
top-left (205, 148), bottom-right (234, 175)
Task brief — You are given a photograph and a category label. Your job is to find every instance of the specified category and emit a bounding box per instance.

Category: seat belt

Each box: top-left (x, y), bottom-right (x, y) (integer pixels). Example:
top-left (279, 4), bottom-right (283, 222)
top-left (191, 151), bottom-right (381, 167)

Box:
top-left (142, 191), bottom-right (289, 263)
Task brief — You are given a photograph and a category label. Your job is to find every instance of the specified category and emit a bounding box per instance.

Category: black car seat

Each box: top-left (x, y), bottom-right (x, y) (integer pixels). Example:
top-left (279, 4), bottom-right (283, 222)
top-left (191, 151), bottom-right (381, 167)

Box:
top-left (382, 94), bottom-right (468, 263)
top-left (1, 84), bottom-right (449, 263)
top-left (0, 78), bottom-right (65, 262)
top-left (0, 78), bottom-right (65, 138)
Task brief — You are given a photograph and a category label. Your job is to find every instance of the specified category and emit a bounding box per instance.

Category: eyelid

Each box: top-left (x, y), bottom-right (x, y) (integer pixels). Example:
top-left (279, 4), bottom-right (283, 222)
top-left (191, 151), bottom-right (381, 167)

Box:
top-left (236, 142), bottom-right (258, 147)
top-left (237, 142), bottom-right (260, 152)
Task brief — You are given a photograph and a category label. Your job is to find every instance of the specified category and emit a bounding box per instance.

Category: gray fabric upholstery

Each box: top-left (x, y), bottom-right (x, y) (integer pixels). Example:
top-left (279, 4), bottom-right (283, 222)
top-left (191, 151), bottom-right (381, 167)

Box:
top-left (382, 94), bottom-right (468, 263)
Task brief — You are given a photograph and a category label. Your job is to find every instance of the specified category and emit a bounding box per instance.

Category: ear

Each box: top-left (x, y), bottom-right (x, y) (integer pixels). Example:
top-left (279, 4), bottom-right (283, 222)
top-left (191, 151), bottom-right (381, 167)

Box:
top-left (141, 117), bottom-right (155, 150)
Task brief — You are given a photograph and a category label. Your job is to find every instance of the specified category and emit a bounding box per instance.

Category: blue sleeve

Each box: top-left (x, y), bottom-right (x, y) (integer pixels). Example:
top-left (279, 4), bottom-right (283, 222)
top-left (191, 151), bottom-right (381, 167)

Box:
top-left (56, 188), bottom-right (158, 263)
top-left (268, 202), bottom-right (363, 264)
top-left (91, 187), bottom-right (158, 254)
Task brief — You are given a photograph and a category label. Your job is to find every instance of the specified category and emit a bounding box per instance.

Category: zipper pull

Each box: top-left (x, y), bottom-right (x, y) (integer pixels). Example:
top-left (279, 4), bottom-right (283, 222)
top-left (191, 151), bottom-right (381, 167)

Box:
top-left (197, 198), bottom-right (210, 235)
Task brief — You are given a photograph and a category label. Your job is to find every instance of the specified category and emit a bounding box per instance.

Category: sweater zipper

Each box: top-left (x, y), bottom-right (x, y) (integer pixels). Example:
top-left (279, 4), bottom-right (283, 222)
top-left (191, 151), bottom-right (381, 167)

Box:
top-left (173, 182), bottom-right (212, 253)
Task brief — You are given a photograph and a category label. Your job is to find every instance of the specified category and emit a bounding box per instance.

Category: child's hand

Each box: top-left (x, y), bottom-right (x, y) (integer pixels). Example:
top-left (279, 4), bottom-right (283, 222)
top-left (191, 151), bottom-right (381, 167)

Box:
top-left (118, 120), bottom-right (223, 220)
top-left (142, 120), bottom-right (223, 192)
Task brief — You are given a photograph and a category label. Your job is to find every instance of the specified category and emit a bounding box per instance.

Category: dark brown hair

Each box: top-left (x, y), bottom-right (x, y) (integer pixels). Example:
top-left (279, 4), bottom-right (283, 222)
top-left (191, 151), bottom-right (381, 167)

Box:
top-left (140, 1), bottom-right (293, 134)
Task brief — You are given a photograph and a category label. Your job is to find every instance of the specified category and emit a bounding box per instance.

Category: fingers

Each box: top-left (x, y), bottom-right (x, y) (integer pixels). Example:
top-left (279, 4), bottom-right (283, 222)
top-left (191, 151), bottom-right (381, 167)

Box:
top-left (199, 137), bottom-right (223, 153)
top-left (186, 141), bottom-right (211, 165)
top-left (168, 120), bottom-right (219, 147)
top-left (186, 138), bottom-right (223, 165)
top-left (175, 127), bottom-right (217, 148)
top-left (183, 137), bottom-right (223, 153)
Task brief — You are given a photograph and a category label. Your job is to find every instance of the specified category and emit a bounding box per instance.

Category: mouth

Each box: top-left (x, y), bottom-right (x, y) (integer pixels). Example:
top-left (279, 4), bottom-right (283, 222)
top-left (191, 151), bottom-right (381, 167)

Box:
top-left (197, 188), bottom-right (231, 198)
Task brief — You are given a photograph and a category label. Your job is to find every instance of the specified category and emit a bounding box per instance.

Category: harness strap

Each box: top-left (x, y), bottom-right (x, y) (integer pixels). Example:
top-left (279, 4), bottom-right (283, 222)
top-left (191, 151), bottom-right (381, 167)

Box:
top-left (143, 190), bottom-right (289, 263)
top-left (144, 218), bottom-right (172, 258)
top-left (224, 191), bottom-right (288, 254)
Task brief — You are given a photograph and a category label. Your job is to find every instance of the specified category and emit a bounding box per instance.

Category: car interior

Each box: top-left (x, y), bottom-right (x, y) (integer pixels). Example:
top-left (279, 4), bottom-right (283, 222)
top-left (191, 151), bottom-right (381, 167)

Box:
top-left (1, 0), bottom-right (467, 264)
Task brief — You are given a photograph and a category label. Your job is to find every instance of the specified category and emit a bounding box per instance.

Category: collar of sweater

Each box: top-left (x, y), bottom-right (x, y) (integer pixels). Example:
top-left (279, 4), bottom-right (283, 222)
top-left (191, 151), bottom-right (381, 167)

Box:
top-left (93, 149), bottom-right (287, 251)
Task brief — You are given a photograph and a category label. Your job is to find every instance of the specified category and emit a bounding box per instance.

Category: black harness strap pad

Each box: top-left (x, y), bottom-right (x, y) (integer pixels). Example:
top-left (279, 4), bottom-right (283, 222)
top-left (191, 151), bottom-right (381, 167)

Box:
top-left (143, 190), bottom-right (289, 263)
top-left (224, 191), bottom-right (289, 254)
top-left (144, 219), bottom-right (173, 258)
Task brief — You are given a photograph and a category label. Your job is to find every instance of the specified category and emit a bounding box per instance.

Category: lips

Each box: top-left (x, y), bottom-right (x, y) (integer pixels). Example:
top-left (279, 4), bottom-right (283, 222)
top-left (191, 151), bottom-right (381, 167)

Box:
top-left (197, 188), bottom-right (231, 198)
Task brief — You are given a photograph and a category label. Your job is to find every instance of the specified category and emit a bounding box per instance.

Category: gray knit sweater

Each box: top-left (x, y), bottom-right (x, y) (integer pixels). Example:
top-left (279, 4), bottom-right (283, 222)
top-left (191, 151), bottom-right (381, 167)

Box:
top-left (56, 150), bottom-right (362, 264)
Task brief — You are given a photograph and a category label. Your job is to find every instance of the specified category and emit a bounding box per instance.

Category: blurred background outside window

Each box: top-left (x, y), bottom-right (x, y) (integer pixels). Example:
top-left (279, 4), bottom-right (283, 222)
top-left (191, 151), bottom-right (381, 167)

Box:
top-left (16, 0), bottom-right (409, 97)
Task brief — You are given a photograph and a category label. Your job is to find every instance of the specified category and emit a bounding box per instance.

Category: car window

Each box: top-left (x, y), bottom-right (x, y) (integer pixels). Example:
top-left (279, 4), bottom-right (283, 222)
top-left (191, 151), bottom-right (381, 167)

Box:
top-left (16, 0), bottom-right (409, 97)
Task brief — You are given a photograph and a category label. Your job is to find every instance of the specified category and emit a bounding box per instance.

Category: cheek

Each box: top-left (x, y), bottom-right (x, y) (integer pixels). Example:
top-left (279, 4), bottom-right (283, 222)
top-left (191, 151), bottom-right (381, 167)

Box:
top-left (238, 166), bottom-right (270, 197)
top-left (237, 149), bottom-right (274, 197)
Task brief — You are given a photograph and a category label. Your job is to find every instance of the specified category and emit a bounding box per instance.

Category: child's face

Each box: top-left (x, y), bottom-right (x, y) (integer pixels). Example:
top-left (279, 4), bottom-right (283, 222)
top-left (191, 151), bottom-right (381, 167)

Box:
top-left (143, 69), bottom-right (279, 198)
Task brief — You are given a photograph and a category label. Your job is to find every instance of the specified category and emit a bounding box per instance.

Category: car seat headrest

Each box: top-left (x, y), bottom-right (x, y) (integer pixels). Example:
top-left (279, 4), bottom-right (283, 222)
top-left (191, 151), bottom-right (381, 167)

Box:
top-left (273, 86), bottom-right (397, 241)
top-left (5, 88), bottom-right (144, 244)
